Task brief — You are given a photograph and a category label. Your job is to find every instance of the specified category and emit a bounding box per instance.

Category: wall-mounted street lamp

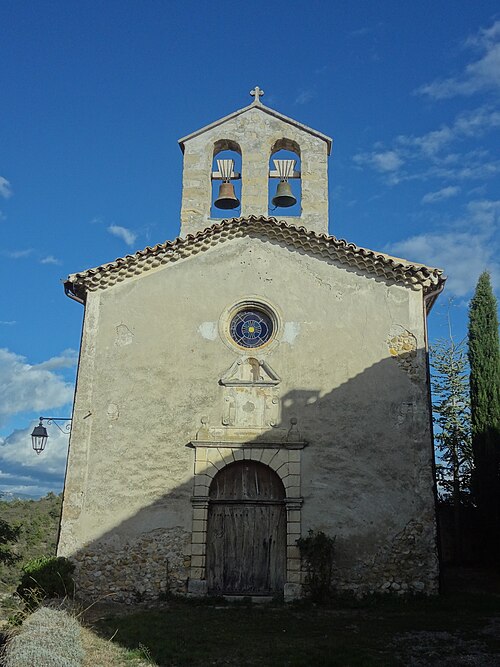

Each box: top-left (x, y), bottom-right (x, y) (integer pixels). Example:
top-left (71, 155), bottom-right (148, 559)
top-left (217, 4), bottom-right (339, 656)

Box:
top-left (31, 417), bottom-right (72, 455)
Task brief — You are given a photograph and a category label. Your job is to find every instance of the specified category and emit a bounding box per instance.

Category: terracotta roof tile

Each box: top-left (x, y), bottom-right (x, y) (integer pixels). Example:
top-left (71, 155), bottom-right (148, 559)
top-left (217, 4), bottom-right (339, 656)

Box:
top-left (65, 216), bottom-right (445, 310)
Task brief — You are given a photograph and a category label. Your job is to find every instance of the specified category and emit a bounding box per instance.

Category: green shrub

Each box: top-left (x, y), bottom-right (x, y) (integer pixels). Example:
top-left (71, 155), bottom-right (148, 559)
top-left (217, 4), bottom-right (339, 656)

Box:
top-left (0, 493), bottom-right (62, 591)
top-left (296, 530), bottom-right (336, 603)
top-left (0, 517), bottom-right (21, 565)
top-left (16, 556), bottom-right (75, 604)
top-left (1, 606), bottom-right (84, 667)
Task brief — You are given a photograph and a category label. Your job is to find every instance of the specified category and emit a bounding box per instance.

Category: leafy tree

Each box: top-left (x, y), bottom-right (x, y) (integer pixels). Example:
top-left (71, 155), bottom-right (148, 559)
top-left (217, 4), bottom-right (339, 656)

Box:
top-left (0, 517), bottom-right (21, 566)
top-left (468, 271), bottom-right (500, 556)
top-left (431, 318), bottom-right (472, 560)
top-left (0, 492), bottom-right (62, 589)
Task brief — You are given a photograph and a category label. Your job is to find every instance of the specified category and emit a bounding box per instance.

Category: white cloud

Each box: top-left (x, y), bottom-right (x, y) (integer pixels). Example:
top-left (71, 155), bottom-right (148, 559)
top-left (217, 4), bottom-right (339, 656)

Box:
top-left (348, 22), bottom-right (384, 38)
top-left (107, 224), bottom-right (137, 247)
top-left (0, 348), bottom-right (74, 427)
top-left (465, 19), bottom-right (500, 48)
top-left (396, 107), bottom-right (500, 156)
top-left (372, 151), bottom-right (403, 172)
top-left (397, 127), bottom-right (452, 157)
top-left (421, 186), bottom-right (460, 204)
top-left (417, 20), bottom-right (500, 99)
top-left (0, 176), bottom-right (12, 199)
top-left (4, 249), bottom-right (33, 259)
top-left (0, 425), bottom-right (69, 493)
top-left (1, 427), bottom-right (69, 475)
top-left (356, 23), bottom-right (500, 189)
top-left (40, 255), bottom-right (61, 265)
top-left (354, 150), bottom-right (403, 173)
top-left (0, 470), bottom-right (40, 484)
top-left (35, 348), bottom-right (78, 371)
top-left (453, 106), bottom-right (500, 136)
top-left (294, 90), bottom-right (314, 105)
top-left (0, 320), bottom-right (16, 326)
top-left (387, 200), bottom-right (500, 296)
top-left (427, 155), bottom-right (500, 183)
top-left (354, 107), bottom-right (500, 184)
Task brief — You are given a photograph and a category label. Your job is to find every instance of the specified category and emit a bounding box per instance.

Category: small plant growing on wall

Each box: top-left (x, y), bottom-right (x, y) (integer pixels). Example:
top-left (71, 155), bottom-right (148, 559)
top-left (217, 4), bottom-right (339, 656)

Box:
top-left (297, 530), bottom-right (336, 603)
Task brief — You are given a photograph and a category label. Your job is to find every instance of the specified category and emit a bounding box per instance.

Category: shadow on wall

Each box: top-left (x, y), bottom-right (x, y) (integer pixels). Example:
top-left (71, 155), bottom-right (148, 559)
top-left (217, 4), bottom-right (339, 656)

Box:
top-left (58, 349), bottom-right (440, 603)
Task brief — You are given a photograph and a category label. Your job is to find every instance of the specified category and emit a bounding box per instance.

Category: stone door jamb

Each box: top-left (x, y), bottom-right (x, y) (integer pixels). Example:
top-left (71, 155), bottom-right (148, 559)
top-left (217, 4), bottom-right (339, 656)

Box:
top-left (186, 440), bottom-right (306, 600)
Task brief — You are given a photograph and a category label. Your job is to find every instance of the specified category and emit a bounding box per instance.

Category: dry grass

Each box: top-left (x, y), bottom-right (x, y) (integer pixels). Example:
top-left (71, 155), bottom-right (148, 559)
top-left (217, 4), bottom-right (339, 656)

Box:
top-left (2, 607), bottom-right (84, 667)
top-left (71, 599), bottom-right (157, 666)
top-left (0, 601), bottom-right (155, 667)
top-left (80, 625), bottom-right (155, 667)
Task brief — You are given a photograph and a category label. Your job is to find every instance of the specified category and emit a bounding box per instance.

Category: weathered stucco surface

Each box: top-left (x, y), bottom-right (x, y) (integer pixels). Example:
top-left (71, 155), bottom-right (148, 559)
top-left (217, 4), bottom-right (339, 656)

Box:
top-left (59, 235), bottom-right (438, 601)
top-left (180, 105), bottom-right (330, 236)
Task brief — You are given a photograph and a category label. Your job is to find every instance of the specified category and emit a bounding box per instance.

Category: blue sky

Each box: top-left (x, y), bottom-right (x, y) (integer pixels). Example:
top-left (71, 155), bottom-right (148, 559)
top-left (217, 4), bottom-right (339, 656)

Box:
top-left (1, 1), bottom-right (499, 497)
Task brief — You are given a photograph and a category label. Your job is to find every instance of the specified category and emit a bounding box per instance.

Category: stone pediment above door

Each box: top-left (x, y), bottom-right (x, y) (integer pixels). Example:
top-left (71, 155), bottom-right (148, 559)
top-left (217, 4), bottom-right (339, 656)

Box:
top-left (219, 357), bottom-right (281, 387)
top-left (209, 357), bottom-right (282, 435)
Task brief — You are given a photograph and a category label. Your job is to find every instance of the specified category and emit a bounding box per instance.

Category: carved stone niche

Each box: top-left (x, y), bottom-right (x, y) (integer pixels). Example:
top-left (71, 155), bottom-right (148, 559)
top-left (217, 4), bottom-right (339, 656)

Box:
top-left (220, 357), bottom-right (280, 386)
top-left (219, 357), bottom-right (281, 431)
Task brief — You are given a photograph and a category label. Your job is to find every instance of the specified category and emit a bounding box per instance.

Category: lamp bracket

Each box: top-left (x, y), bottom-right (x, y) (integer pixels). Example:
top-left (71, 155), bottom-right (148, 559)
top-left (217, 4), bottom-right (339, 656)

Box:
top-left (39, 416), bottom-right (72, 434)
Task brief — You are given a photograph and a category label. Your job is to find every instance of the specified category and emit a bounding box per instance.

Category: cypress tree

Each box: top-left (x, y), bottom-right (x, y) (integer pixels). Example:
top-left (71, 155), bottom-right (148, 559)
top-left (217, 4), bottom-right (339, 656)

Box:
top-left (467, 271), bottom-right (500, 556)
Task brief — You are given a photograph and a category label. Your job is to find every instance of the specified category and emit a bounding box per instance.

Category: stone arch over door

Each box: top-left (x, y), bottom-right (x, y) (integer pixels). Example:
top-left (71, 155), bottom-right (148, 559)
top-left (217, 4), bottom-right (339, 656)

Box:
top-left (206, 460), bottom-right (286, 595)
top-left (187, 441), bottom-right (306, 600)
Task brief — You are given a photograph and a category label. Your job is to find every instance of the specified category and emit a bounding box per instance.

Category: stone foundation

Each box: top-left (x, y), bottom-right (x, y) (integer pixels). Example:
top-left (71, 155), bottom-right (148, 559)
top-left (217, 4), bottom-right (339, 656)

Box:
top-left (70, 519), bottom-right (437, 603)
top-left (71, 527), bottom-right (191, 603)
top-left (333, 519), bottom-right (439, 597)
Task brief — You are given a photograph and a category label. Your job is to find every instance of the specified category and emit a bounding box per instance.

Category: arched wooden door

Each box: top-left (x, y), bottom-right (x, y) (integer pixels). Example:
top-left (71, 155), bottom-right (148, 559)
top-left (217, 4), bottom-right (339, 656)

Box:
top-left (206, 460), bottom-right (286, 595)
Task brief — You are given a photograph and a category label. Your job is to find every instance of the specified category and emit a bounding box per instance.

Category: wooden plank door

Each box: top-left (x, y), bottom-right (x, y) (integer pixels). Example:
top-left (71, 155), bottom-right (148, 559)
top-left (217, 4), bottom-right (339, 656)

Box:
top-left (206, 461), bottom-right (286, 595)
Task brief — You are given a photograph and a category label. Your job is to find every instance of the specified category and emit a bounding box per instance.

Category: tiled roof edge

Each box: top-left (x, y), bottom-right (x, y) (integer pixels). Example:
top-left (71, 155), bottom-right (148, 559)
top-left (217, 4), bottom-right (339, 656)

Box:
top-left (65, 216), bottom-right (446, 304)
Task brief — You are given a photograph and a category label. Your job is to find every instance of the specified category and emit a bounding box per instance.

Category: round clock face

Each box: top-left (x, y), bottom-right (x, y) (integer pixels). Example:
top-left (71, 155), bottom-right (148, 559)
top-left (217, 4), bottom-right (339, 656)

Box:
top-left (229, 308), bottom-right (274, 348)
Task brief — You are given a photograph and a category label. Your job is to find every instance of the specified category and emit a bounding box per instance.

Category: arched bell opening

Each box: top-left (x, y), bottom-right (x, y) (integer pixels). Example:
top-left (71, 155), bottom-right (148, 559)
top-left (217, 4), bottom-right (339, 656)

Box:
top-left (211, 140), bottom-right (242, 218)
top-left (268, 139), bottom-right (301, 217)
top-left (206, 460), bottom-right (286, 596)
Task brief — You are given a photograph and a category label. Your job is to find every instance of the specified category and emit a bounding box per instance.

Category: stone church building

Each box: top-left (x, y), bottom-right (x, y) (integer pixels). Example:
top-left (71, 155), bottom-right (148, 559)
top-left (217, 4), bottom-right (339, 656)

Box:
top-left (59, 88), bottom-right (445, 601)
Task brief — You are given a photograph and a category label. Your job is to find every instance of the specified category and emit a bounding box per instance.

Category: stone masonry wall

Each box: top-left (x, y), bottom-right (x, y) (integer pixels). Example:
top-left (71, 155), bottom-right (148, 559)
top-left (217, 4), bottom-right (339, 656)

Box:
top-left (70, 518), bottom-right (437, 603)
top-left (180, 106), bottom-right (330, 236)
top-left (332, 518), bottom-right (439, 596)
top-left (71, 528), bottom-right (191, 603)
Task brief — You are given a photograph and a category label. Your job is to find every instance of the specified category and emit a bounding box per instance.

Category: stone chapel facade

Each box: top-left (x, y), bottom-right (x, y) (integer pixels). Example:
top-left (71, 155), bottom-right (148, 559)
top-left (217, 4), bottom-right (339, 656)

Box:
top-left (58, 89), bottom-right (445, 601)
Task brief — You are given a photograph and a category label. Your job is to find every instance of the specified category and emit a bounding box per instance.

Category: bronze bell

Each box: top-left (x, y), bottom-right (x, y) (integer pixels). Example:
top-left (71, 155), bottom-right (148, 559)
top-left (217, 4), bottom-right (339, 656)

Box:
top-left (272, 180), bottom-right (297, 208)
top-left (214, 182), bottom-right (240, 210)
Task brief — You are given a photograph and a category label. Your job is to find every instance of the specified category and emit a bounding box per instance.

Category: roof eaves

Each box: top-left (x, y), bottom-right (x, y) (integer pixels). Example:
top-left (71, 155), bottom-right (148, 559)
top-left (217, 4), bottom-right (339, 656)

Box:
top-left (65, 217), bottom-right (445, 313)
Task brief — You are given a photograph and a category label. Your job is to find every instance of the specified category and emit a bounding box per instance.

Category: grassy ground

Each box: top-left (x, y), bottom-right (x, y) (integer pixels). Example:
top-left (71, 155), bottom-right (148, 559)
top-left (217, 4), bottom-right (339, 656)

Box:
top-left (2, 567), bottom-right (499, 665)
top-left (80, 624), bottom-right (154, 667)
top-left (91, 589), bottom-right (500, 666)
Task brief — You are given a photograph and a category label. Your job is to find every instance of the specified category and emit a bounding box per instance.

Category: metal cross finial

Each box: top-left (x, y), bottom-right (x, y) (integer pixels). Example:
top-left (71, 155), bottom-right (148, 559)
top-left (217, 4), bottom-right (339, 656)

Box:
top-left (250, 86), bottom-right (264, 103)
